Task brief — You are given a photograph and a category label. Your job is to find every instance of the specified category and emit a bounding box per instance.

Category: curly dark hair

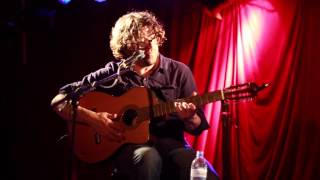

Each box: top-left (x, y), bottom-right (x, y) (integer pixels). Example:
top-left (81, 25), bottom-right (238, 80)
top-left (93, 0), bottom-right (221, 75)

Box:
top-left (110, 11), bottom-right (166, 60)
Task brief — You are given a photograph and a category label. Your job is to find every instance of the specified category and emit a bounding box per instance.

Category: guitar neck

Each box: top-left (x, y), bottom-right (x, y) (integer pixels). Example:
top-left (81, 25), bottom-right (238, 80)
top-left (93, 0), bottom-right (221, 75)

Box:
top-left (151, 90), bottom-right (223, 117)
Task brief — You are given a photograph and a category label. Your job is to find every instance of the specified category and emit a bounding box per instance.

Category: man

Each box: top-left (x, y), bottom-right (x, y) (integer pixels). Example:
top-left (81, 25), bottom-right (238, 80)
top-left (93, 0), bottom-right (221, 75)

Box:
top-left (51, 11), bottom-right (219, 180)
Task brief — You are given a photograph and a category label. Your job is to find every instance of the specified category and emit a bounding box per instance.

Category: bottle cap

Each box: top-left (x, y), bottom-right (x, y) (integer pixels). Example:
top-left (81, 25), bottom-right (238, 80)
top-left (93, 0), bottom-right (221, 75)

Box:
top-left (196, 150), bottom-right (204, 157)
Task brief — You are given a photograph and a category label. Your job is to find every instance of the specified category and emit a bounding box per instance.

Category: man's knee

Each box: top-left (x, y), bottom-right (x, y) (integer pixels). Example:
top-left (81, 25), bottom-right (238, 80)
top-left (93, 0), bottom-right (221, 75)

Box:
top-left (134, 146), bottom-right (162, 179)
top-left (134, 146), bottom-right (162, 167)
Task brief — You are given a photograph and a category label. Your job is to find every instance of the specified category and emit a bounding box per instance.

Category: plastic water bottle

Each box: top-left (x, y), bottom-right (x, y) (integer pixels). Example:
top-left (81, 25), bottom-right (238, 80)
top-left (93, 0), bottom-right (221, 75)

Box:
top-left (190, 150), bottom-right (207, 180)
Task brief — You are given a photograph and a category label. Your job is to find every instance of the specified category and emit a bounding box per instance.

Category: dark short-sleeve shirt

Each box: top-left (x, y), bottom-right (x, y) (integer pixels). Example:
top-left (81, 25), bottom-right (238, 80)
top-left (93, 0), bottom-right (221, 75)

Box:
top-left (60, 54), bottom-right (210, 149)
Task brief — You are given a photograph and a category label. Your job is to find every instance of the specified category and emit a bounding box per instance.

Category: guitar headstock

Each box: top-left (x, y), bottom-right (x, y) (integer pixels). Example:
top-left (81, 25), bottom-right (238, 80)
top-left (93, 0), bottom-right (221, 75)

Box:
top-left (223, 82), bottom-right (269, 101)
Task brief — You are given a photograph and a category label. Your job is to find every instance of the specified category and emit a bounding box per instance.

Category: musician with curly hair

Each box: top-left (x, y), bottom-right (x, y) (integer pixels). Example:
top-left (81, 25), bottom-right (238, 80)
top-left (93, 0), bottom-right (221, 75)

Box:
top-left (51, 11), bottom-right (219, 180)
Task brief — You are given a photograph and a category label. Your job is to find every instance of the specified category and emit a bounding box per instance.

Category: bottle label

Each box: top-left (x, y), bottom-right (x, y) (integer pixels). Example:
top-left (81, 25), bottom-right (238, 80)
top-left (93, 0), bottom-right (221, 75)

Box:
top-left (190, 168), bottom-right (207, 178)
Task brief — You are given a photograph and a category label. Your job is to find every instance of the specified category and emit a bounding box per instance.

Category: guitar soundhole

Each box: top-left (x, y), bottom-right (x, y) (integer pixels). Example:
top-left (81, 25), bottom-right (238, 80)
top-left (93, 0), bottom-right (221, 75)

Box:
top-left (122, 109), bottom-right (138, 126)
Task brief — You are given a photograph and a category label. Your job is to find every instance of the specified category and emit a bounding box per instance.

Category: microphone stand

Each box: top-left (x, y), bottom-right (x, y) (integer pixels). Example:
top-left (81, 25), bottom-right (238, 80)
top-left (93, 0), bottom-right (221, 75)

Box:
top-left (52, 65), bottom-right (132, 180)
top-left (221, 100), bottom-right (231, 180)
top-left (68, 94), bottom-right (78, 180)
top-left (219, 82), bottom-right (269, 180)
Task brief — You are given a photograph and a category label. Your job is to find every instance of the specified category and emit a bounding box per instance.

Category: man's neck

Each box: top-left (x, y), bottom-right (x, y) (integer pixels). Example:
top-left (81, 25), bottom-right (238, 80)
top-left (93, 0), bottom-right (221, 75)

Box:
top-left (134, 56), bottom-right (160, 77)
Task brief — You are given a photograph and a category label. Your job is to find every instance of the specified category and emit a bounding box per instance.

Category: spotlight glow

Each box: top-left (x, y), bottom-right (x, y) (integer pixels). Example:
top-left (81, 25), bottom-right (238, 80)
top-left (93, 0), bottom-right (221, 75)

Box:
top-left (94, 0), bottom-right (107, 3)
top-left (58, 0), bottom-right (71, 5)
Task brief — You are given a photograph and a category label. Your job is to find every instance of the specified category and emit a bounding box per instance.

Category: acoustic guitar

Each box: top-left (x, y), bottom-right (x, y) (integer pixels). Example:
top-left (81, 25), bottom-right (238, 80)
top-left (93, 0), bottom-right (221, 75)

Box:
top-left (68, 82), bottom-right (268, 163)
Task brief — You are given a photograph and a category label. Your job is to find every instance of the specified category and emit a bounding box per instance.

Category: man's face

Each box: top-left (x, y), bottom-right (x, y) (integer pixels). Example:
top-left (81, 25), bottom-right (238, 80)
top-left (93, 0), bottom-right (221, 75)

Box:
top-left (135, 27), bottom-right (159, 66)
top-left (142, 38), bottom-right (159, 66)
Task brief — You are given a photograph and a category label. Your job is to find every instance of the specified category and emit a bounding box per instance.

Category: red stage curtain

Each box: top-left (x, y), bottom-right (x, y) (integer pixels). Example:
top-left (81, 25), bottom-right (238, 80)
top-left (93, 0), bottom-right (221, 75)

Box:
top-left (168, 0), bottom-right (320, 179)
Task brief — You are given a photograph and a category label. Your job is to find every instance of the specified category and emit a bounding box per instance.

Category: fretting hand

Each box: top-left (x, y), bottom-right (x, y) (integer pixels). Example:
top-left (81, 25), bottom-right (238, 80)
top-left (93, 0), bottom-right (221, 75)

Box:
top-left (174, 91), bottom-right (198, 119)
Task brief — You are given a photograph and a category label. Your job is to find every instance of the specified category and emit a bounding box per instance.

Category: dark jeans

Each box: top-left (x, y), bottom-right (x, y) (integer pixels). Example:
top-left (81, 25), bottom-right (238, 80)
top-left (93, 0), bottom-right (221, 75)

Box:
top-left (111, 143), bottom-right (219, 180)
top-left (74, 143), bottom-right (219, 180)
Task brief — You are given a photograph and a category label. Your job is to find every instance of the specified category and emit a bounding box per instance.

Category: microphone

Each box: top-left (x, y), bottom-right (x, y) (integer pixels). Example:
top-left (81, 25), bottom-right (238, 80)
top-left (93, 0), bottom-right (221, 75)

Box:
top-left (122, 50), bottom-right (146, 68)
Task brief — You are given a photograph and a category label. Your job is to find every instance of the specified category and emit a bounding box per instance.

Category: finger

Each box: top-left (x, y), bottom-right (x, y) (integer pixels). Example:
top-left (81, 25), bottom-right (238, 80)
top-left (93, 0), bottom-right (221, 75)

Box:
top-left (109, 122), bottom-right (125, 132)
top-left (100, 114), bottom-right (124, 132)
top-left (104, 126), bottom-right (125, 142)
top-left (181, 102), bottom-right (189, 109)
top-left (174, 102), bottom-right (181, 110)
top-left (106, 113), bottom-right (118, 119)
top-left (187, 103), bottom-right (196, 110)
top-left (177, 102), bottom-right (184, 112)
top-left (192, 91), bottom-right (198, 96)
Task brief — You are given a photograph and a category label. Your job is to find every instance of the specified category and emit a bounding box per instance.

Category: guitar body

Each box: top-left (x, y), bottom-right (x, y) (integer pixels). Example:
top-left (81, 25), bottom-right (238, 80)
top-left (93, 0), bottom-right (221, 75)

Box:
top-left (70, 87), bottom-right (157, 163)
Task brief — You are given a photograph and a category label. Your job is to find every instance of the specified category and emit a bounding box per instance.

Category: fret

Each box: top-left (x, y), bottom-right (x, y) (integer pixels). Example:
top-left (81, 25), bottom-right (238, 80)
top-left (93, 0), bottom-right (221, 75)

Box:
top-left (196, 96), bottom-right (202, 106)
top-left (159, 104), bottom-right (163, 116)
top-left (155, 104), bottom-right (161, 117)
top-left (158, 104), bottom-right (162, 117)
top-left (161, 104), bottom-right (165, 116)
top-left (168, 102), bottom-right (175, 114)
top-left (199, 95), bottom-right (204, 105)
top-left (201, 94), bottom-right (208, 105)
top-left (190, 96), bottom-right (196, 106)
top-left (164, 103), bottom-right (169, 115)
top-left (186, 96), bottom-right (194, 104)
top-left (206, 93), bottom-right (212, 104)
top-left (171, 102), bottom-right (175, 113)
top-left (152, 105), bottom-right (156, 117)
top-left (160, 103), bottom-right (165, 116)
top-left (156, 105), bottom-right (161, 117)
top-left (206, 93), bottom-right (212, 102)
top-left (162, 103), bottom-right (165, 114)
top-left (152, 105), bottom-right (158, 117)
top-left (207, 92), bottom-right (219, 103)
top-left (159, 103), bottom-right (164, 115)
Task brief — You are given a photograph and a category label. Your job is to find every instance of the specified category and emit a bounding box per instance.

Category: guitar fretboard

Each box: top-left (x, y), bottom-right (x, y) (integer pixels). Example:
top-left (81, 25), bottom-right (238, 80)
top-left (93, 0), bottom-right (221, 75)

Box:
top-left (147, 90), bottom-right (223, 118)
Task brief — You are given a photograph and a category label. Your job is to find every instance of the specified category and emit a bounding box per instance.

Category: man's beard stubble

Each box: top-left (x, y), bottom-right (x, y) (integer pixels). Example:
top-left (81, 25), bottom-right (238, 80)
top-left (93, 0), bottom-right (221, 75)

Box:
top-left (135, 55), bottom-right (152, 67)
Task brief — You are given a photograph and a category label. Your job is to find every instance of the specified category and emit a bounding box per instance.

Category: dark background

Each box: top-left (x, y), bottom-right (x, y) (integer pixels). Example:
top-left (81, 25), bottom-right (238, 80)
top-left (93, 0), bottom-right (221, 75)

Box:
top-left (1, 0), bottom-right (205, 179)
